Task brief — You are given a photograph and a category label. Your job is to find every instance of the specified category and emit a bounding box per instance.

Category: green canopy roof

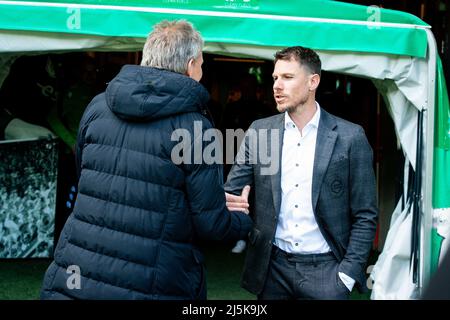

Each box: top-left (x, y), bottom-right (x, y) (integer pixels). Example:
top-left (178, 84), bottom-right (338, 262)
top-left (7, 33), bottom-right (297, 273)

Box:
top-left (0, 0), bottom-right (429, 57)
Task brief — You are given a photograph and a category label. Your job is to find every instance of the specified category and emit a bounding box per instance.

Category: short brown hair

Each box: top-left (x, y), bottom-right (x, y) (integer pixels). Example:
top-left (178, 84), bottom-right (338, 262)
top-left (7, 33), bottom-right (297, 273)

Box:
top-left (274, 46), bottom-right (321, 76)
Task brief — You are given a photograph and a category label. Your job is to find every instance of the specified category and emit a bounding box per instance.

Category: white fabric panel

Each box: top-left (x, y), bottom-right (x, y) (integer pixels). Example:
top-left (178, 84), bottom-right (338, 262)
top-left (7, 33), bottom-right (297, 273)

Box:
top-left (373, 79), bottom-right (418, 170)
top-left (370, 154), bottom-right (419, 299)
top-left (370, 197), bottom-right (419, 299)
top-left (0, 30), bottom-right (145, 52)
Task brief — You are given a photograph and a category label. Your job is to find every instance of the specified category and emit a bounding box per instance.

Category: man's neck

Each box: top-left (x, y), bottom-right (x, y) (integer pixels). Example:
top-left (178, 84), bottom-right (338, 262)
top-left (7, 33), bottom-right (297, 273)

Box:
top-left (288, 99), bottom-right (317, 133)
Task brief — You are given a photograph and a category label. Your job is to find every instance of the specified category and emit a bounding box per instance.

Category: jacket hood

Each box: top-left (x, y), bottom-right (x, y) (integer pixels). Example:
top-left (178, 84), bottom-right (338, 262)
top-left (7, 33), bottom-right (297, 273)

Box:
top-left (106, 65), bottom-right (210, 121)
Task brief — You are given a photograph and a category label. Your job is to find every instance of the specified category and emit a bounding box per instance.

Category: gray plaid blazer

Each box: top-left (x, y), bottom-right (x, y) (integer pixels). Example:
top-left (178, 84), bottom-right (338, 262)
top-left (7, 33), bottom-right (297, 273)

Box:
top-left (225, 108), bottom-right (378, 295)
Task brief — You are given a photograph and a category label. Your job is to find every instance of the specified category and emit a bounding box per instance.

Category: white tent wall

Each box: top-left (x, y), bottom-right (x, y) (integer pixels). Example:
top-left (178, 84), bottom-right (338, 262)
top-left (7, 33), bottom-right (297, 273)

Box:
top-left (0, 27), bottom-right (439, 299)
top-left (0, 30), bottom-right (146, 53)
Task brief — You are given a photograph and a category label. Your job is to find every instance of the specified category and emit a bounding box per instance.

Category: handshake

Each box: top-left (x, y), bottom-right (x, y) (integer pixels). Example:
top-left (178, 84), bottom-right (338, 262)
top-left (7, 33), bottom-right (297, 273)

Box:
top-left (225, 185), bottom-right (251, 215)
top-left (225, 185), bottom-right (251, 254)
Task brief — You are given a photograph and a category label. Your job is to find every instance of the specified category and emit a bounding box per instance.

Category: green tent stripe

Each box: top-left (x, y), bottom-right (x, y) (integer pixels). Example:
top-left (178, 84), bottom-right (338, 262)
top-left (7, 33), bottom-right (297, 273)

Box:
top-left (435, 58), bottom-right (450, 150)
top-left (0, 1), bottom-right (428, 57)
top-left (430, 229), bottom-right (443, 275)
top-left (0, 0), bottom-right (431, 29)
top-left (433, 59), bottom-right (450, 210)
top-left (6, 0), bottom-right (429, 26)
top-left (433, 148), bottom-right (450, 208)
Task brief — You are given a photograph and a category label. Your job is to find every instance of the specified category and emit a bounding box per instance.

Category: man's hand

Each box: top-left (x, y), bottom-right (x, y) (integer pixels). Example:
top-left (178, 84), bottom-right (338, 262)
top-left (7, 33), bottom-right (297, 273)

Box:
top-left (225, 185), bottom-right (251, 214)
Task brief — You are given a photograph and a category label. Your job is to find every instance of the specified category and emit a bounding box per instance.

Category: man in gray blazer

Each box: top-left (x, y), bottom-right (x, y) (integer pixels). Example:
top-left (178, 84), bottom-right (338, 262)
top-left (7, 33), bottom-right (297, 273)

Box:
top-left (225, 46), bottom-right (378, 299)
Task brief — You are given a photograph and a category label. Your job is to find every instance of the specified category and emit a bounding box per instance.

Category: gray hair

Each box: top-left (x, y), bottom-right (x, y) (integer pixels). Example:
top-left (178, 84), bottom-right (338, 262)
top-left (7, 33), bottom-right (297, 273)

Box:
top-left (140, 20), bottom-right (204, 74)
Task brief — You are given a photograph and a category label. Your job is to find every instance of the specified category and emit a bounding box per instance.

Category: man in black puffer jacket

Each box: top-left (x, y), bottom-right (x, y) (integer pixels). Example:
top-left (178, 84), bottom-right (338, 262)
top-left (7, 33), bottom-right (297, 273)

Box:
top-left (40, 20), bottom-right (252, 300)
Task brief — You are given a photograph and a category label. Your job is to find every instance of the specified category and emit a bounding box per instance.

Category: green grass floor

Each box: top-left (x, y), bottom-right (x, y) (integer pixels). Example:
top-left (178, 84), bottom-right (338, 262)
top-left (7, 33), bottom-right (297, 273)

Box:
top-left (0, 244), bottom-right (372, 300)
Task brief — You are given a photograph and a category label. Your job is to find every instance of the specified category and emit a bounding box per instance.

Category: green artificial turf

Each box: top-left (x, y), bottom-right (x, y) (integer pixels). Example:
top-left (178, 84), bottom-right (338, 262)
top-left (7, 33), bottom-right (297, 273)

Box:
top-left (0, 244), bottom-right (255, 300)
top-left (0, 259), bottom-right (50, 300)
top-left (204, 244), bottom-right (256, 300)
top-left (0, 245), bottom-right (374, 300)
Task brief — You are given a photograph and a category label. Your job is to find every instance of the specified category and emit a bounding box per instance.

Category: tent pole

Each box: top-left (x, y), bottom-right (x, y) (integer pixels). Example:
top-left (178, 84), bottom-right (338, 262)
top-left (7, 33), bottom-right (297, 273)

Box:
top-left (421, 29), bottom-right (437, 292)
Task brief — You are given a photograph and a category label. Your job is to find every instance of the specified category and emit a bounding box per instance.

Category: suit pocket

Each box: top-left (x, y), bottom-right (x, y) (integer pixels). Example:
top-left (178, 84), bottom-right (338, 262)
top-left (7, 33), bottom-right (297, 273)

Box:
top-left (336, 272), bottom-right (350, 292)
top-left (327, 156), bottom-right (348, 172)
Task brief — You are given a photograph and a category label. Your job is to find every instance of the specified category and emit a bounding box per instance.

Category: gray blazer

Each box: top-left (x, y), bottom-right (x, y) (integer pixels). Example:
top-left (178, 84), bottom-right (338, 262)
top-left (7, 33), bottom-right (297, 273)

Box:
top-left (225, 109), bottom-right (378, 294)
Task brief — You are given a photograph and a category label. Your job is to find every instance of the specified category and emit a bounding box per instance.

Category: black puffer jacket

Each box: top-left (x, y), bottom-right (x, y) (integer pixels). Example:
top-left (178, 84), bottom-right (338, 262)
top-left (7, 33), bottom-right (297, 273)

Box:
top-left (40, 65), bottom-right (252, 300)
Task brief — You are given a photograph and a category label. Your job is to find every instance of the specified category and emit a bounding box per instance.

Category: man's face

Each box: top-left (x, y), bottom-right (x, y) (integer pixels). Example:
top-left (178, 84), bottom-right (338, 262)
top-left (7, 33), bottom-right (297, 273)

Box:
top-left (189, 52), bottom-right (203, 82)
top-left (272, 58), bottom-right (315, 113)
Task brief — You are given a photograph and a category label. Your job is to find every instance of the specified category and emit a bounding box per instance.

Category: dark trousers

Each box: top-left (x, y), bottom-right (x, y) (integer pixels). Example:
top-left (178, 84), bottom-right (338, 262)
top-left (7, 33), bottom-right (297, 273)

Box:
top-left (258, 246), bottom-right (351, 300)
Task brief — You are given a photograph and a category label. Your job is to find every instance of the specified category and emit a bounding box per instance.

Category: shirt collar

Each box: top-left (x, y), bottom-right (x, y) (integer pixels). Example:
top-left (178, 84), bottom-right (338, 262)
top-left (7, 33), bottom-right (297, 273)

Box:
top-left (284, 102), bottom-right (321, 130)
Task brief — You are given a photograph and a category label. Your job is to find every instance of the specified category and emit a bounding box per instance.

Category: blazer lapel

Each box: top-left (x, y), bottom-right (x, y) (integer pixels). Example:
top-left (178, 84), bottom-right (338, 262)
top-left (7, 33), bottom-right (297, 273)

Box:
top-left (312, 110), bottom-right (337, 211)
top-left (270, 113), bottom-right (285, 216)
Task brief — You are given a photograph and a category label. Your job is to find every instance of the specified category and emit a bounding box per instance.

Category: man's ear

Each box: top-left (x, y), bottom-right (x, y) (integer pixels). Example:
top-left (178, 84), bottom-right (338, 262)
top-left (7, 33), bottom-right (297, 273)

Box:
top-left (186, 58), bottom-right (195, 78)
top-left (310, 74), bottom-right (321, 91)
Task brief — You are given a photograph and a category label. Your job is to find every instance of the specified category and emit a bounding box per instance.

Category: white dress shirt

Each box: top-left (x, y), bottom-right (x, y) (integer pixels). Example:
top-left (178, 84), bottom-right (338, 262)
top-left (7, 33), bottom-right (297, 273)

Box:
top-left (274, 103), bottom-right (355, 292)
